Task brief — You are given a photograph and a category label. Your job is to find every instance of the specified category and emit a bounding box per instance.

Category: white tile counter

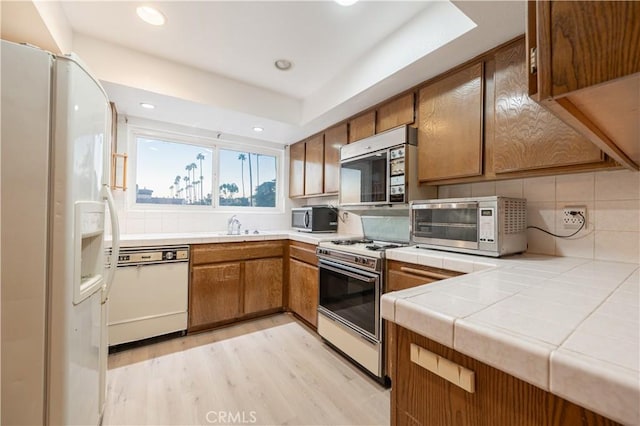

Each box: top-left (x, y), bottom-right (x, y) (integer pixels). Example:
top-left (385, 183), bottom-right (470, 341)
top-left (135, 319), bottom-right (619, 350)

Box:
top-left (382, 247), bottom-right (639, 425)
top-left (110, 230), bottom-right (347, 247)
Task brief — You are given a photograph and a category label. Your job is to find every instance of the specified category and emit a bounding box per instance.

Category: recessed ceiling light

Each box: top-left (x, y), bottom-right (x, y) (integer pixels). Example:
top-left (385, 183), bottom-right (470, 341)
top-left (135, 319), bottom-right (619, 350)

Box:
top-left (140, 102), bottom-right (155, 109)
top-left (334, 0), bottom-right (359, 6)
top-left (253, 126), bottom-right (264, 132)
top-left (136, 6), bottom-right (166, 26)
top-left (274, 59), bottom-right (293, 71)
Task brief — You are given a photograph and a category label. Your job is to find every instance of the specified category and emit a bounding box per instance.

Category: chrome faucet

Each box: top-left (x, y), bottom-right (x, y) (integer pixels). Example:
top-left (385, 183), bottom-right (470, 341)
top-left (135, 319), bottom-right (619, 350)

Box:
top-left (228, 215), bottom-right (241, 235)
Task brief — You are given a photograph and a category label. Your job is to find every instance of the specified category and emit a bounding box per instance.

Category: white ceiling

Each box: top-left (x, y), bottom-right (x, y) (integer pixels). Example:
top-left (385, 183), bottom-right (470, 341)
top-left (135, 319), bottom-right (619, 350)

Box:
top-left (62, 1), bottom-right (432, 99)
top-left (26, 1), bottom-right (526, 146)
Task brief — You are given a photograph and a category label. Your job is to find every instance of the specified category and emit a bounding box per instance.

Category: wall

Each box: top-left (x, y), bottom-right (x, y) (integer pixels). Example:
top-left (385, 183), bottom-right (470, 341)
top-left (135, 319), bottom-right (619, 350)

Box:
top-left (438, 169), bottom-right (640, 263)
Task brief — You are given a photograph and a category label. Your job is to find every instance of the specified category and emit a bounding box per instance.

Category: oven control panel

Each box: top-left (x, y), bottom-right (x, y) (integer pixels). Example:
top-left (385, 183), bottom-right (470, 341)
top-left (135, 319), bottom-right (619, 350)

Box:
top-left (316, 248), bottom-right (381, 272)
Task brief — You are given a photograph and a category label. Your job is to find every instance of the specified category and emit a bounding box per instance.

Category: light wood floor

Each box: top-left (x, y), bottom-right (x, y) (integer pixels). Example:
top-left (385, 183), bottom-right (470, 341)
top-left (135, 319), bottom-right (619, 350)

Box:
top-left (103, 314), bottom-right (390, 425)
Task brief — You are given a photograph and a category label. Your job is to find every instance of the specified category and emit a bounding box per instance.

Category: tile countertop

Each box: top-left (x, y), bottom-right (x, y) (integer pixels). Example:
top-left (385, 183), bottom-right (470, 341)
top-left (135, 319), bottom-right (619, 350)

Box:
top-left (382, 247), bottom-right (640, 425)
top-left (108, 230), bottom-right (346, 248)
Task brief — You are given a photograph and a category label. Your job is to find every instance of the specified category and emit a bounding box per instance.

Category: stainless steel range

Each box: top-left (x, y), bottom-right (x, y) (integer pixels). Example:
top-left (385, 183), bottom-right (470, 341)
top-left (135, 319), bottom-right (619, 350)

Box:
top-left (316, 238), bottom-right (405, 383)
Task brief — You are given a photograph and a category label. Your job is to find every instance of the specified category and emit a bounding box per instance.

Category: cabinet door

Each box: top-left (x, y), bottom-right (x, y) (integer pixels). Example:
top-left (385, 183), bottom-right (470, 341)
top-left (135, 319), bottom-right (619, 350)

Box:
top-left (288, 258), bottom-right (319, 328)
top-left (418, 63), bottom-right (484, 182)
top-left (244, 258), bottom-right (283, 314)
top-left (289, 141), bottom-right (305, 197)
top-left (189, 262), bottom-right (241, 329)
top-left (349, 111), bottom-right (376, 143)
top-left (323, 123), bottom-right (348, 194)
top-left (548, 1), bottom-right (640, 97)
top-left (304, 134), bottom-right (324, 196)
top-left (493, 40), bottom-right (603, 173)
top-left (376, 93), bottom-right (415, 133)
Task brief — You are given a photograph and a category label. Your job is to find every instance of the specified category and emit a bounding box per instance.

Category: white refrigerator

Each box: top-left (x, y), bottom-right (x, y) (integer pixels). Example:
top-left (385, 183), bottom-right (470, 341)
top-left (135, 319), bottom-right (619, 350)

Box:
top-left (1, 40), bottom-right (120, 425)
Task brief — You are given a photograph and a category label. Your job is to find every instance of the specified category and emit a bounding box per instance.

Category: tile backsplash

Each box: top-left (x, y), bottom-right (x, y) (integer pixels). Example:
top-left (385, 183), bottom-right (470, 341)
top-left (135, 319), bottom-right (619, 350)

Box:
top-left (438, 170), bottom-right (640, 263)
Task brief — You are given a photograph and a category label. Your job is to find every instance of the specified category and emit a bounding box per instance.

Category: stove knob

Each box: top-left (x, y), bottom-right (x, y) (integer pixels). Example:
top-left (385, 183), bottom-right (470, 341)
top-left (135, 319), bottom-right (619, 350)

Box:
top-left (165, 251), bottom-right (174, 260)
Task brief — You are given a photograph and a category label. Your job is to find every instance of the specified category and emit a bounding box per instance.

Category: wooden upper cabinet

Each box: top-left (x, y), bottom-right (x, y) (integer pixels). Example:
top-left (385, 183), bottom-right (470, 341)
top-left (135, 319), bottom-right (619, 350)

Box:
top-left (528, 0), bottom-right (640, 170)
top-left (289, 142), bottom-right (305, 197)
top-left (304, 134), bottom-right (324, 196)
top-left (323, 123), bottom-right (347, 194)
top-left (547, 1), bottom-right (640, 96)
top-left (418, 62), bottom-right (484, 182)
top-left (493, 39), bottom-right (603, 173)
top-left (348, 111), bottom-right (376, 143)
top-left (376, 93), bottom-right (415, 133)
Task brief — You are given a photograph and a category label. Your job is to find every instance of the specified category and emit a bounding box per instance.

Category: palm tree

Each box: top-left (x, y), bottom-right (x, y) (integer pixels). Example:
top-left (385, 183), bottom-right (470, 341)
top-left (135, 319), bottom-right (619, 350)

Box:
top-left (192, 180), bottom-right (199, 203)
top-left (196, 153), bottom-right (205, 202)
top-left (174, 175), bottom-right (182, 198)
top-left (237, 153), bottom-right (247, 200)
top-left (190, 163), bottom-right (198, 202)
top-left (256, 153), bottom-right (261, 190)
top-left (185, 164), bottom-right (193, 202)
top-left (169, 185), bottom-right (174, 198)
top-left (184, 175), bottom-right (190, 203)
top-left (247, 153), bottom-right (254, 206)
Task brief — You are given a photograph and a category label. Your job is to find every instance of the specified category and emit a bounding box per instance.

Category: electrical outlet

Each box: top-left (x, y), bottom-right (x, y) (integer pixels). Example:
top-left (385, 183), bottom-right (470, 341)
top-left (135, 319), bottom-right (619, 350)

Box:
top-left (563, 206), bottom-right (587, 230)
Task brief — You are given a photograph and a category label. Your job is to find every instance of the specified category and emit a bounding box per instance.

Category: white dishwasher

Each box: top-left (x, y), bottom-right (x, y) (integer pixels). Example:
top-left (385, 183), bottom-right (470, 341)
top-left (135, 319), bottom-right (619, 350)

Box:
top-left (107, 246), bottom-right (189, 346)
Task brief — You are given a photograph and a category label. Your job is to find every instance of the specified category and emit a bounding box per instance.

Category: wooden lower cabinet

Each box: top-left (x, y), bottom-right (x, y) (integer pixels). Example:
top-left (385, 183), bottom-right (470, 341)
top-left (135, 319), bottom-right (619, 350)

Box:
top-left (287, 241), bottom-right (319, 328)
top-left (189, 241), bottom-right (284, 332)
top-left (288, 258), bottom-right (318, 328)
top-left (190, 262), bottom-right (242, 326)
top-left (244, 258), bottom-right (283, 314)
top-left (385, 260), bottom-right (463, 380)
top-left (391, 324), bottom-right (620, 426)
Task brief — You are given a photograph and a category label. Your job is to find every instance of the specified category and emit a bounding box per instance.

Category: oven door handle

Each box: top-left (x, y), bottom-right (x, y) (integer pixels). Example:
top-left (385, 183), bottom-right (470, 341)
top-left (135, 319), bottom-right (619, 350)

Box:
top-left (319, 261), bottom-right (377, 283)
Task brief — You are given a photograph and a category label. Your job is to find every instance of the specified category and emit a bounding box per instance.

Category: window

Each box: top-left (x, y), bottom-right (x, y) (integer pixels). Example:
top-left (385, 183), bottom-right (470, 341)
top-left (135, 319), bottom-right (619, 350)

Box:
top-left (218, 149), bottom-right (277, 208)
top-left (132, 128), bottom-right (281, 210)
top-left (136, 136), bottom-right (213, 206)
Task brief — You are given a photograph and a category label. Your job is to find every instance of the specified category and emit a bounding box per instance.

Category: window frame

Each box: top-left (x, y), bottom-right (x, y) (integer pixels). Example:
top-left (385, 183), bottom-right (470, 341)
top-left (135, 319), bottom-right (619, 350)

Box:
top-left (127, 125), bottom-right (283, 212)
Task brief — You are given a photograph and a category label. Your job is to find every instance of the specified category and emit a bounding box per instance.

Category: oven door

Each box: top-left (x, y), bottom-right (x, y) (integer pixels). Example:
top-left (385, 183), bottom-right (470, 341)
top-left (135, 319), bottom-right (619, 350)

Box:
top-left (412, 202), bottom-right (479, 250)
top-left (339, 150), bottom-right (388, 205)
top-left (318, 259), bottom-right (380, 342)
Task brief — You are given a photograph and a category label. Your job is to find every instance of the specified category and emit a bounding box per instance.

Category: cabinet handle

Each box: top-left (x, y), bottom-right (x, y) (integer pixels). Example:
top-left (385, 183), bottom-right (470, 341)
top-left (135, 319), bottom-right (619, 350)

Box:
top-left (529, 46), bottom-right (537, 74)
top-left (399, 266), bottom-right (452, 281)
top-left (410, 343), bottom-right (475, 393)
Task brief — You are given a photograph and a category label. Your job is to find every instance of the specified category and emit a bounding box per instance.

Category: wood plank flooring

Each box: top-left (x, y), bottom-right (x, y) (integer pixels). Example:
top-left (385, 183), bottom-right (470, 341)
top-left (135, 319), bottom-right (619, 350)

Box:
top-left (104, 314), bottom-right (390, 425)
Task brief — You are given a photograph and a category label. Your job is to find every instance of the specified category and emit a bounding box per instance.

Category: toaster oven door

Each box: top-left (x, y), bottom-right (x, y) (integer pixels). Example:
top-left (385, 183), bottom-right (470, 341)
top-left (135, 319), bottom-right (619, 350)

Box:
top-left (412, 202), bottom-right (479, 249)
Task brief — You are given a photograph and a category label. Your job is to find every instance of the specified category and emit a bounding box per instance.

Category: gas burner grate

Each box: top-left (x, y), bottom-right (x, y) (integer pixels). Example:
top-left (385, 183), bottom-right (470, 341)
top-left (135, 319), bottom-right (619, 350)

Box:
top-left (330, 239), bottom-right (374, 245)
top-left (365, 244), bottom-right (403, 251)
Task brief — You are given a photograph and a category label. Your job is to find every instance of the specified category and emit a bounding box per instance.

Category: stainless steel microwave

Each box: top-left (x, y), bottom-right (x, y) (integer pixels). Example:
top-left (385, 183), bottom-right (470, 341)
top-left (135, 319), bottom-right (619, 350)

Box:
top-left (410, 196), bottom-right (527, 257)
top-left (291, 206), bottom-right (337, 233)
top-left (339, 126), bottom-right (435, 207)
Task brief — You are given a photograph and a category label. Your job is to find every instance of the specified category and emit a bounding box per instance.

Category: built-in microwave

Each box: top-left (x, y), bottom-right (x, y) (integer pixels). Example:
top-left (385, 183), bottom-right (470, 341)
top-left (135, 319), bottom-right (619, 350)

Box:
top-left (410, 196), bottom-right (527, 257)
top-left (291, 206), bottom-right (338, 233)
top-left (339, 126), bottom-right (435, 207)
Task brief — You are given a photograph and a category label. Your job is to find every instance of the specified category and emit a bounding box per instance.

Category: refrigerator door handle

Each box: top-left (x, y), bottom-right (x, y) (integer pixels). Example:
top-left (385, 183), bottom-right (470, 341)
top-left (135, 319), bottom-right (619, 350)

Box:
top-left (102, 184), bottom-right (120, 303)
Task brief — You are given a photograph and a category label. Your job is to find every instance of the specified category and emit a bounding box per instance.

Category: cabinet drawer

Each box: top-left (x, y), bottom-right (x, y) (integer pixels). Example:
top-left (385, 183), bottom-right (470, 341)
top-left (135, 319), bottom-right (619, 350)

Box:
top-left (192, 241), bottom-right (284, 265)
top-left (386, 260), bottom-right (462, 292)
top-left (288, 241), bottom-right (318, 265)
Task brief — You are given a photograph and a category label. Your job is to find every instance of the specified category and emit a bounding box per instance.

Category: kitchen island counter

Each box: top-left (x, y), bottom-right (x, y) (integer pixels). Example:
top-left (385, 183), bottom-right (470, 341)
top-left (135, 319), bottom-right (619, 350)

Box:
top-left (382, 247), bottom-right (639, 425)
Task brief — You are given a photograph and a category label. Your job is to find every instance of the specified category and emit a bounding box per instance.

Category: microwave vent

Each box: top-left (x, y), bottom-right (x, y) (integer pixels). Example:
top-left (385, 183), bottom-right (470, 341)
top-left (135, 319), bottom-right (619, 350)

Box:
top-left (504, 199), bottom-right (526, 234)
